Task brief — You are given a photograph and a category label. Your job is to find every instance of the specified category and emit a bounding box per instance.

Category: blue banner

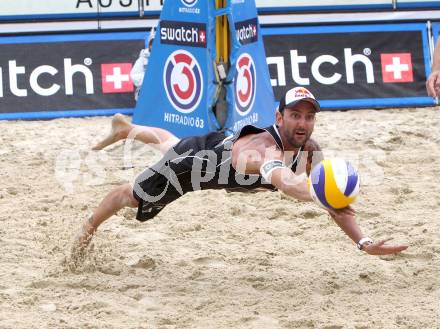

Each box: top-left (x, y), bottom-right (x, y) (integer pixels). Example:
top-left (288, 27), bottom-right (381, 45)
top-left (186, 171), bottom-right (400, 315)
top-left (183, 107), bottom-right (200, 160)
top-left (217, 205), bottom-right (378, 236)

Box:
top-left (396, 1), bottom-right (440, 9)
top-left (263, 23), bottom-right (433, 109)
top-left (223, 0), bottom-right (276, 133)
top-left (0, 32), bottom-right (146, 120)
top-left (133, 0), bottom-right (277, 137)
top-left (133, 0), bottom-right (218, 137)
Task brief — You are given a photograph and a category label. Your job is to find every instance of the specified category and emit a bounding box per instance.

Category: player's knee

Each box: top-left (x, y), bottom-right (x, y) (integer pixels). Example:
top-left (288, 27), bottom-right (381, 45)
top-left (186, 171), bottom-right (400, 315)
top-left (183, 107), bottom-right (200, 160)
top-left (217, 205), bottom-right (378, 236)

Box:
top-left (117, 127), bottom-right (130, 139)
top-left (115, 183), bottom-right (138, 208)
top-left (123, 183), bottom-right (138, 208)
top-left (124, 125), bottom-right (135, 138)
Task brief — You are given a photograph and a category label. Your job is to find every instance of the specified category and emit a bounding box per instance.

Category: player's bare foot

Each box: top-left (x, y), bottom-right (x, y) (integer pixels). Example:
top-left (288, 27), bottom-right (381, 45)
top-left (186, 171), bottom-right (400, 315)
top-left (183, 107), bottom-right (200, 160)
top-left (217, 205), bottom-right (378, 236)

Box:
top-left (92, 113), bottom-right (131, 150)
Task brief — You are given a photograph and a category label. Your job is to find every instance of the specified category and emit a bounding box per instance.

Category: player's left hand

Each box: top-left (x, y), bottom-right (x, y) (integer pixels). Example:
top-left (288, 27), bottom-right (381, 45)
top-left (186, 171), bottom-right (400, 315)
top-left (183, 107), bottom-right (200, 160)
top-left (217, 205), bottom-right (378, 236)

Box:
top-left (363, 238), bottom-right (409, 255)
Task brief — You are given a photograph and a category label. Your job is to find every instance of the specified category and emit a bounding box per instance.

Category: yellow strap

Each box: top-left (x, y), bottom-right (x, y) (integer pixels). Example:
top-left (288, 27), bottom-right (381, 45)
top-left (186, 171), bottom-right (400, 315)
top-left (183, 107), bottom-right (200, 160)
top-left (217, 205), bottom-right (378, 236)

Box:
top-left (215, 0), bottom-right (229, 64)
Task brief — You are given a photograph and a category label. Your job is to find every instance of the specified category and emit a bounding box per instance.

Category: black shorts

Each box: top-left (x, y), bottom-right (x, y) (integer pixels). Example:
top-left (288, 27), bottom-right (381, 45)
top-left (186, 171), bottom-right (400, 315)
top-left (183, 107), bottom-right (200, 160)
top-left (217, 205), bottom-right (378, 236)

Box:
top-left (133, 131), bottom-right (227, 221)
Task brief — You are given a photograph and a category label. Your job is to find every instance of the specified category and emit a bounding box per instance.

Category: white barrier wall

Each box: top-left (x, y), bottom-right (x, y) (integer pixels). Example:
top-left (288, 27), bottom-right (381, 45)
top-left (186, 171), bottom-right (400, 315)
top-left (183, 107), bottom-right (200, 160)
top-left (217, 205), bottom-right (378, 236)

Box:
top-left (2, 1), bottom-right (439, 21)
top-left (0, 0), bottom-right (159, 20)
top-left (0, 0), bottom-right (401, 21)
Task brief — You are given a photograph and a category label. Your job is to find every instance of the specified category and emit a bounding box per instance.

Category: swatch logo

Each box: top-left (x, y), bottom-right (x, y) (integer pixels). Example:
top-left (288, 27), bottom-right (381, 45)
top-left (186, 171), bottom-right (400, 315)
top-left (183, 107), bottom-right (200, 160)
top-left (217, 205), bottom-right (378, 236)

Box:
top-left (235, 18), bottom-right (258, 45)
top-left (160, 21), bottom-right (207, 48)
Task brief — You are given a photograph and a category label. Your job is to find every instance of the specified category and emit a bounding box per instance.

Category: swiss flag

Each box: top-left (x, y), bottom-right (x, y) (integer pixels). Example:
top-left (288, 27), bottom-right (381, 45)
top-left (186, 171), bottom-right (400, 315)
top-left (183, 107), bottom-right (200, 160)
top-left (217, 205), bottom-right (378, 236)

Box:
top-left (101, 63), bottom-right (134, 93)
top-left (199, 30), bottom-right (206, 44)
top-left (381, 53), bottom-right (413, 83)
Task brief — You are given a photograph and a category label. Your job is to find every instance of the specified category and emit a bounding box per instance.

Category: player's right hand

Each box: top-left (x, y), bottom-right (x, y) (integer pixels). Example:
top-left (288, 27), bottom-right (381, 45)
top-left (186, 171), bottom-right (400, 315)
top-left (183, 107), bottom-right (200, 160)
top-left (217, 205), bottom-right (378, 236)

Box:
top-left (426, 70), bottom-right (440, 96)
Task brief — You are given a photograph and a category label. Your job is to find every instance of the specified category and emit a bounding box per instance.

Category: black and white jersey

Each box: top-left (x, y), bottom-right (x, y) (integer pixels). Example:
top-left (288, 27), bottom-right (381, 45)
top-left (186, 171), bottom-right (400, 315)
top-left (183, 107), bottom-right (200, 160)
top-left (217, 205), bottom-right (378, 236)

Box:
top-left (133, 125), bottom-right (302, 221)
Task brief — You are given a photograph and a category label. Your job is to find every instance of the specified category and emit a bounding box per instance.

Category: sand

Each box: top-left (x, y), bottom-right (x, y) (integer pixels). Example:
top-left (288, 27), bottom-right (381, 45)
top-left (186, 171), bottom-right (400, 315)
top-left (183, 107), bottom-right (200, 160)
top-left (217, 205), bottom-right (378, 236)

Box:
top-left (0, 107), bottom-right (439, 329)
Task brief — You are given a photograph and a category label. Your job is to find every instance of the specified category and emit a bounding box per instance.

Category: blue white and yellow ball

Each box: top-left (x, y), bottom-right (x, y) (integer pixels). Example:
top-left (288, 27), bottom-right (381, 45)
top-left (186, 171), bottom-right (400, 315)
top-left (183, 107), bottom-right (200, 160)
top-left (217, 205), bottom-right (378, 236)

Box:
top-left (308, 158), bottom-right (360, 209)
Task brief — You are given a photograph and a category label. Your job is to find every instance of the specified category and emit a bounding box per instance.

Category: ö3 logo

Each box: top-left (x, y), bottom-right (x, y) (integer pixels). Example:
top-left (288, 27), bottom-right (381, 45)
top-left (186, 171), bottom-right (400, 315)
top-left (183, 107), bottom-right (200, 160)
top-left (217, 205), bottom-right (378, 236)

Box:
top-left (234, 53), bottom-right (256, 116)
top-left (181, 0), bottom-right (198, 7)
top-left (163, 50), bottom-right (203, 114)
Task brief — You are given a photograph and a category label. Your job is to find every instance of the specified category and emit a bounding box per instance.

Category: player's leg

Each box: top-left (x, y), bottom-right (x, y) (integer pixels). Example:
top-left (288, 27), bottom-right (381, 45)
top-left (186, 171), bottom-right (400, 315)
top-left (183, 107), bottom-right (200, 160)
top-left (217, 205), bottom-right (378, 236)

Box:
top-left (69, 183), bottom-right (138, 266)
top-left (92, 113), bottom-right (180, 153)
top-left (68, 148), bottom-right (182, 266)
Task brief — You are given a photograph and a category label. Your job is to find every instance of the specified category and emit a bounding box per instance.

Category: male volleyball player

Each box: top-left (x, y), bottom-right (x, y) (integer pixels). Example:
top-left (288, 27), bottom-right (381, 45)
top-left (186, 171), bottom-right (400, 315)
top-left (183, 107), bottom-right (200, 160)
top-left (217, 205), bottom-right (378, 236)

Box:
top-left (70, 87), bottom-right (408, 265)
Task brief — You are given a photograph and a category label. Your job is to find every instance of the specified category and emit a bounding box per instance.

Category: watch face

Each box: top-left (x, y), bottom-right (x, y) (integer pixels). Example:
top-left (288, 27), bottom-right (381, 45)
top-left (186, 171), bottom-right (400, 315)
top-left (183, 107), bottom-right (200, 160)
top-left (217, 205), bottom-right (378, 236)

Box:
top-left (357, 238), bottom-right (373, 250)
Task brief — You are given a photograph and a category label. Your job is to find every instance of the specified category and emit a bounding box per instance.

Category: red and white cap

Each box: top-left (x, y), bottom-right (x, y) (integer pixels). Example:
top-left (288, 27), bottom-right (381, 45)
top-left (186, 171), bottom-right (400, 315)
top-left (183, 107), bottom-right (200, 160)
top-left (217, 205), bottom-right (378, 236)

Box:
top-left (278, 86), bottom-right (320, 112)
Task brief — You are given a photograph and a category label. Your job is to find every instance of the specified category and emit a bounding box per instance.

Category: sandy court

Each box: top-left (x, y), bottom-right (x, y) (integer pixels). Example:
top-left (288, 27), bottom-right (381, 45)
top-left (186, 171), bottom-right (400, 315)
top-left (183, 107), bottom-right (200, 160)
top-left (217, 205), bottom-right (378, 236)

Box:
top-left (0, 107), bottom-right (439, 328)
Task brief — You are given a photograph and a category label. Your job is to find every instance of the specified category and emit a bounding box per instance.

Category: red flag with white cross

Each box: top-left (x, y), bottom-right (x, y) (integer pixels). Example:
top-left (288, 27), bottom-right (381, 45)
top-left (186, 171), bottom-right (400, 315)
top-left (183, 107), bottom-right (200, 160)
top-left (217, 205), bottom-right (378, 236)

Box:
top-left (101, 63), bottom-right (134, 93)
top-left (380, 53), bottom-right (413, 83)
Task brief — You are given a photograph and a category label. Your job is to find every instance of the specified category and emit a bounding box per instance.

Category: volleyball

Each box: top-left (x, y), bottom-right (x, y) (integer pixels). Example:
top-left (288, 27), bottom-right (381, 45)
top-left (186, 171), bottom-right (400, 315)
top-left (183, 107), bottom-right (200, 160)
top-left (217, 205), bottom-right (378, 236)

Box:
top-left (308, 158), bottom-right (360, 209)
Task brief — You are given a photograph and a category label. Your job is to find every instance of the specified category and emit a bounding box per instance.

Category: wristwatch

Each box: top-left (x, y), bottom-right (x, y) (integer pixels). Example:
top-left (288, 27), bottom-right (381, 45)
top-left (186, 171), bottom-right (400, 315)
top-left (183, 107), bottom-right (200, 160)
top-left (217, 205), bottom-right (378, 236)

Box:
top-left (357, 237), bottom-right (373, 250)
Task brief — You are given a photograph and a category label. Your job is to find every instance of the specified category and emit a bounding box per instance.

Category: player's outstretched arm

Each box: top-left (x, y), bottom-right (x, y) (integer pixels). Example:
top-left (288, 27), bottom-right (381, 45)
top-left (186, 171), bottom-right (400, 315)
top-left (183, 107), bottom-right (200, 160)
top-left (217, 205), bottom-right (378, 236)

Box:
top-left (328, 206), bottom-right (409, 255)
top-left (232, 132), bottom-right (318, 202)
top-left (268, 138), bottom-right (324, 201)
top-left (267, 167), bottom-right (312, 202)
